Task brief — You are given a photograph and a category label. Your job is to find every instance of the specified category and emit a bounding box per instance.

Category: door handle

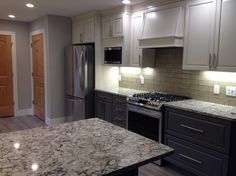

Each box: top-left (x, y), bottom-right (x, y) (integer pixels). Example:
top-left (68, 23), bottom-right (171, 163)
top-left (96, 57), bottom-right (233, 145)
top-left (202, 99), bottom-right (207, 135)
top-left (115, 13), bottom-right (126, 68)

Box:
top-left (139, 54), bottom-right (141, 66)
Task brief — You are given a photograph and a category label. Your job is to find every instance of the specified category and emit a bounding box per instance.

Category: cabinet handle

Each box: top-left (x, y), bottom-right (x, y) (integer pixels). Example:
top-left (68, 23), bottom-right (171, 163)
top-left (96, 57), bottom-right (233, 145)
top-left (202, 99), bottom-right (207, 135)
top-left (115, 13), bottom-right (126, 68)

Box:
top-left (139, 54), bottom-right (141, 66)
top-left (180, 124), bottom-right (204, 134)
top-left (213, 53), bottom-right (217, 68)
top-left (209, 54), bottom-right (212, 68)
top-left (179, 154), bottom-right (202, 165)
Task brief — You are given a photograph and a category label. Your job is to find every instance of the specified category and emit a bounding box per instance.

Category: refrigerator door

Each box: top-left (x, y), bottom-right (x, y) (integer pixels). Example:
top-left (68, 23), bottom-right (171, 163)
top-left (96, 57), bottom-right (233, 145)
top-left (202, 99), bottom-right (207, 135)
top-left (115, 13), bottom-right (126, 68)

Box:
top-left (65, 45), bottom-right (85, 98)
top-left (65, 96), bottom-right (85, 122)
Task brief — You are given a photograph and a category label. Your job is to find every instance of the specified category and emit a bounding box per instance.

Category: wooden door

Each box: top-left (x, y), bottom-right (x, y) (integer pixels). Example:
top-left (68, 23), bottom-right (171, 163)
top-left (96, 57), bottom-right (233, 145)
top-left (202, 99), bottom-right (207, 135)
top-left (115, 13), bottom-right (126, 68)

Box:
top-left (32, 34), bottom-right (45, 121)
top-left (0, 35), bottom-right (14, 117)
top-left (183, 0), bottom-right (217, 70)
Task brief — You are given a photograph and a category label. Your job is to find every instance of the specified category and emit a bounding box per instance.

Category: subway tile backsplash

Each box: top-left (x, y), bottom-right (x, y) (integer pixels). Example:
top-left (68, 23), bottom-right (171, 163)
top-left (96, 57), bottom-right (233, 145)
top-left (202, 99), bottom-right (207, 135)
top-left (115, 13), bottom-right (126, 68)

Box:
top-left (119, 48), bottom-right (236, 106)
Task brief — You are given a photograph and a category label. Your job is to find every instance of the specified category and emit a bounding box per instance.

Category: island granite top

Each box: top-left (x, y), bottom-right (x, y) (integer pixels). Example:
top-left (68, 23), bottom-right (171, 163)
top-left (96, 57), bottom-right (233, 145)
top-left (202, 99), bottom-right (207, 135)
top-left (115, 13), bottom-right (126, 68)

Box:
top-left (0, 118), bottom-right (173, 176)
top-left (165, 99), bottom-right (236, 121)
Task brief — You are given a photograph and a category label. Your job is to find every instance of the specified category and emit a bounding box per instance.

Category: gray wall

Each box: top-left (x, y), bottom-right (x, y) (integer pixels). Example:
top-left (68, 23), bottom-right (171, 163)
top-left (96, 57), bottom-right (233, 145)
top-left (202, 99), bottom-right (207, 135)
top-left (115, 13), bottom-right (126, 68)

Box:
top-left (30, 15), bottom-right (71, 120)
top-left (0, 20), bottom-right (32, 110)
top-left (48, 15), bottom-right (71, 119)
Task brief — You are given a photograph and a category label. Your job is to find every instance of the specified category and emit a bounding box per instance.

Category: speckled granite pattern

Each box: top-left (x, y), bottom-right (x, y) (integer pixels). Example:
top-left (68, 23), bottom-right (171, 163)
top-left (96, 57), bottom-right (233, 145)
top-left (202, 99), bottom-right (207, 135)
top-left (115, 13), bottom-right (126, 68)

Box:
top-left (0, 118), bottom-right (173, 176)
top-left (165, 100), bottom-right (236, 121)
top-left (95, 88), bottom-right (145, 97)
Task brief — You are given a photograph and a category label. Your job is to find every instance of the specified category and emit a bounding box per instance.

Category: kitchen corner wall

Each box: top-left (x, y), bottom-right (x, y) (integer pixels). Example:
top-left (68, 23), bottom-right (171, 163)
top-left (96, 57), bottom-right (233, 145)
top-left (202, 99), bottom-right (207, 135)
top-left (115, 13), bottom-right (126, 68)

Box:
top-left (30, 15), bottom-right (72, 121)
top-left (119, 48), bottom-right (236, 106)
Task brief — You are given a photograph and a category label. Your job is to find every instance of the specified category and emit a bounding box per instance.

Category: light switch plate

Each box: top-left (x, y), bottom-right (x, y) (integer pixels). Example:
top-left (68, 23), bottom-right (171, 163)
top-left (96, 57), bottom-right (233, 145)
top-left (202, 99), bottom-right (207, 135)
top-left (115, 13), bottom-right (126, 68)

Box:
top-left (213, 85), bottom-right (220, 94)
top-left (226, 86), bottom-right (236, 97)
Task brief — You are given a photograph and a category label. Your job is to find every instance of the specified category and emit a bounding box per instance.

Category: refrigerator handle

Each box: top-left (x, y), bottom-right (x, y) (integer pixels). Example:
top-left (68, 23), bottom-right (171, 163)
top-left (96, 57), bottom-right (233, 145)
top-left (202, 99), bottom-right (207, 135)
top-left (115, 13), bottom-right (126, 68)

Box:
top-left (80, 49), bottom-right (85, 93)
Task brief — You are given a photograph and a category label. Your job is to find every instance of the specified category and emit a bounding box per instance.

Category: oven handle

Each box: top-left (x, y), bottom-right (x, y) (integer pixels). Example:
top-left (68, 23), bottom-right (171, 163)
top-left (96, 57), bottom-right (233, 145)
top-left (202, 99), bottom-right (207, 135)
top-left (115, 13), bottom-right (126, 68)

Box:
top-left (127, 104), bottom-right (162, 119)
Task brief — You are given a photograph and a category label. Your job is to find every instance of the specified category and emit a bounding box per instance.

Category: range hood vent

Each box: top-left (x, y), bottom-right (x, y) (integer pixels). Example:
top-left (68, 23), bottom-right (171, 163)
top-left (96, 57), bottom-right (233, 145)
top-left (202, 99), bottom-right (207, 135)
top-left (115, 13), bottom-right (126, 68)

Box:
top-left (139, 2), bottom-right (185, 48)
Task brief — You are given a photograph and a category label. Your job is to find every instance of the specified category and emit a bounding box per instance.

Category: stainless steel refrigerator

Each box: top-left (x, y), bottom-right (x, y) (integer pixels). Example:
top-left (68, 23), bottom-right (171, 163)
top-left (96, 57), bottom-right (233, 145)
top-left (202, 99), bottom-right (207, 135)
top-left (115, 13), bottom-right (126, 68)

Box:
top-left (65, 44), bottom-right (94, 122)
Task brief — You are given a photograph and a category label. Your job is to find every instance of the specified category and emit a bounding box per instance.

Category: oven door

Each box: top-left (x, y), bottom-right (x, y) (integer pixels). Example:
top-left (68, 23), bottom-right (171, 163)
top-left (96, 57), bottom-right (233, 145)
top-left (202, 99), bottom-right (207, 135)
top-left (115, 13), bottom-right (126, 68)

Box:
top-left (127, 104), bottom-right (163, 143)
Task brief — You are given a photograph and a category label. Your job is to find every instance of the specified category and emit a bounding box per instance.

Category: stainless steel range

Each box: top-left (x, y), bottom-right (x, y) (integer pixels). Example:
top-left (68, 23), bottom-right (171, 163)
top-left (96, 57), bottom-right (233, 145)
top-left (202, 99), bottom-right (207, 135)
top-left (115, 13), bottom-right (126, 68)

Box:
top-left (127, 92), bottom-right (190, 143)
top-left (127, 92), bottom-right (190, 165)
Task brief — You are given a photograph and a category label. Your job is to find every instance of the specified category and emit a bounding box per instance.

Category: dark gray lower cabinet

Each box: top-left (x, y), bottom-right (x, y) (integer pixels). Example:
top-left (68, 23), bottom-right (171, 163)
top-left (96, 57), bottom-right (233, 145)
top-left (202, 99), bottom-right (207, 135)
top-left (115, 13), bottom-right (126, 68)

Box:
top-left (164, 107), bottom-right (236, 176)
top-left (95, 99), bottom-right (112, 122)
top-left (95, 91), bottom-right (127, 128)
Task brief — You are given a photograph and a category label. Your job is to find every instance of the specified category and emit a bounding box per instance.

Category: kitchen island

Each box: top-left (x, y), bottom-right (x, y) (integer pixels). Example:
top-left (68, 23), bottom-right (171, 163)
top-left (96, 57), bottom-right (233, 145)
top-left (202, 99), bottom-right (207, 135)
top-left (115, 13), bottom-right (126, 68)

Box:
top-left (0, 118), bottom-right (173, 176)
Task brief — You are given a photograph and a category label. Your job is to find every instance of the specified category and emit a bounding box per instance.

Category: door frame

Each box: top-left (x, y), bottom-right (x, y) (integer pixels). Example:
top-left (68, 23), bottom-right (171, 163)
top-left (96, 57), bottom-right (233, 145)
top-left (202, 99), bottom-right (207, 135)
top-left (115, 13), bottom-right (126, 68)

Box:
top-left (30, 30), bottom-right (49, 124)
top-left (0, 31), bottom-right (18, 116)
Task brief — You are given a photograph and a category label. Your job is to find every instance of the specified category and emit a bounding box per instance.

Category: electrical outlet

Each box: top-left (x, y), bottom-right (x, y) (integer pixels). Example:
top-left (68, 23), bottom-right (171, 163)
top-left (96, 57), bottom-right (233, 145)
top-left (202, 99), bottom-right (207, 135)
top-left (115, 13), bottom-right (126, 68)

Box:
top-left (213, 85), bottom-right (220, 94)
top-left (139, 75), bottom-right (144, 85)
top-left (226, 86), bottom-right (236, 97)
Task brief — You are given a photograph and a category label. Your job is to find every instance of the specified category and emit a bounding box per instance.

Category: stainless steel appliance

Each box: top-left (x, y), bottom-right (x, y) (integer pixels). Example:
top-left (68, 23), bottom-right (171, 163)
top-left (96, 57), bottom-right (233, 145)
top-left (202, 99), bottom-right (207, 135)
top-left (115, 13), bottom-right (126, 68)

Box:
top-left (127, 92), bottom-right (190, 165)
top-left (104, 47), bottom-right (122, 64)
top-left (65, 44), bottom-right (95, 122)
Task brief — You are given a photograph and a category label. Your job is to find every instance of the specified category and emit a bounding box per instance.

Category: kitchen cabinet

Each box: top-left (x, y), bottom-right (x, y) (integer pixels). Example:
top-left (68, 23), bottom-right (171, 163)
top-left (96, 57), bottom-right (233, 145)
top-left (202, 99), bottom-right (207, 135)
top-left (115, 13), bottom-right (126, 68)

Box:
top-left (217, 0), bottom-right (236, 71)
top-left (95, 90), bottom-right (127, 128)
top-left (183, 0), bottom-right (236, 71)
top-left (164, 107), bottom-right (236, 176)
top-left (95, 91), bottom-right (113, 122)
top-left (72, 12), bottom-right (101, 44)
top-left (102, 13), bottom-right (123, 39)
top-left (183, 0), bottom-right (217, 70)
top-left (130, 12), bottom-right (143, 67)
top-left (112, 95), bottom-right (127, 128)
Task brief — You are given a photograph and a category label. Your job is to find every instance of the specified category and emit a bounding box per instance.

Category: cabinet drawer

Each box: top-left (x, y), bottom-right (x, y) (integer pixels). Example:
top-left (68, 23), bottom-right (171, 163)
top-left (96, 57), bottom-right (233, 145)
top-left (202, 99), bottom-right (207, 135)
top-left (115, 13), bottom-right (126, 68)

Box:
top-left (112, 105), bottom-right (127, 126)
top-left (113, 95), bottom-right (127, 106)
top-left (95, 91), bottom-right (113, 103)
top-left (165, 108), bottom-right (231, 153)
top-left (165, 135), bottom-right (228, 176)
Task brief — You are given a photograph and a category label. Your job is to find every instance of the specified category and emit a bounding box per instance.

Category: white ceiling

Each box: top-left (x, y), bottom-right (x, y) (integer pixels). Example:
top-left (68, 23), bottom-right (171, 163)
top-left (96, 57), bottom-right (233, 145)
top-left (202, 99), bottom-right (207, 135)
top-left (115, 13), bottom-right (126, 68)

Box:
top-left (0, 0), bottom-right (146, 22)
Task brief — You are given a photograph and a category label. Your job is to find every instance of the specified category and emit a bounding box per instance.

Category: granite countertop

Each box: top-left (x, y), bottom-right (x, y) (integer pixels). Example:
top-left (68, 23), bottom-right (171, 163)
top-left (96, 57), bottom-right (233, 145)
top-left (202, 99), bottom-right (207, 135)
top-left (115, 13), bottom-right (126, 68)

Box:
top-left (165, 99), bottom-right (236, 121)
top-left (95, 87), bottom-right (145, 97)
top-left (0, 118), bottom-right (173, 176)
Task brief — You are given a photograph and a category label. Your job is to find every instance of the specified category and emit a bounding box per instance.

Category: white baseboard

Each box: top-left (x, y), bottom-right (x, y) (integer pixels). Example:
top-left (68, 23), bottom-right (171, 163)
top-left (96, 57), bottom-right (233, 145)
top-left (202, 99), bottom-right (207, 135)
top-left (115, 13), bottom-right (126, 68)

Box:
top-left (45, 116), bottom-right (65, 125)
top-left (16, 108), bottom-right (33, 116)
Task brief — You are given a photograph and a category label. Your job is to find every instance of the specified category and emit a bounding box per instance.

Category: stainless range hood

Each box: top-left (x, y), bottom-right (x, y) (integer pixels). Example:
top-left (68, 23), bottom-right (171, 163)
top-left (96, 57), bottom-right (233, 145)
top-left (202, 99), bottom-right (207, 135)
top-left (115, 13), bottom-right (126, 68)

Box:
top-left (139, 2), bottom-right (185, 48)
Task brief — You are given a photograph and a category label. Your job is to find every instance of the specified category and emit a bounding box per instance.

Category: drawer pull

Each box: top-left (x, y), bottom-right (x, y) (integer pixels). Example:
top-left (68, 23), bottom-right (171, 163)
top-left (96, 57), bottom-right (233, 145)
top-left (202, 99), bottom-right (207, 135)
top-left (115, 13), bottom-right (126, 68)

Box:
top-left (180, 124), bottom-right (204, 134)
top-left (179, 154), bottom-right (202, 165)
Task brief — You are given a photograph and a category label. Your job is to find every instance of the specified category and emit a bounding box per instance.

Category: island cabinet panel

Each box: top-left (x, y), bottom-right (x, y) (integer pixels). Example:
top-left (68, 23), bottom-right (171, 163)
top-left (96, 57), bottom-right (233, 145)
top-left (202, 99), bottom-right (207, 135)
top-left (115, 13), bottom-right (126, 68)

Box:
top-left (95, 91), bottom-right (127, 128)
top-left (164, 107), bottom-right (236, 176)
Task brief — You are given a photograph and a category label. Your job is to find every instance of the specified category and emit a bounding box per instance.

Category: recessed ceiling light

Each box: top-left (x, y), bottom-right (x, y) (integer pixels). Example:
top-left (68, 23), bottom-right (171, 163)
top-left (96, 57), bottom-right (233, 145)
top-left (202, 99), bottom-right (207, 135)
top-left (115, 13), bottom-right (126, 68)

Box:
top-left (8, 14), bottom-right (16, 19)
top-left (26, 3), bottom-right (34, 8)
top-left (122, 0), bottom-right (131, 4)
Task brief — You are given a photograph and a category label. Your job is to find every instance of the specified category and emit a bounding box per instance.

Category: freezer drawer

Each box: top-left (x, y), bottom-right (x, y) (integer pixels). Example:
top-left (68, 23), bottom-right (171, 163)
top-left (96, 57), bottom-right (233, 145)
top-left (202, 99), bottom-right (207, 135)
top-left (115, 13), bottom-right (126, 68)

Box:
top-left (65, 97), bottom-right (85, 122)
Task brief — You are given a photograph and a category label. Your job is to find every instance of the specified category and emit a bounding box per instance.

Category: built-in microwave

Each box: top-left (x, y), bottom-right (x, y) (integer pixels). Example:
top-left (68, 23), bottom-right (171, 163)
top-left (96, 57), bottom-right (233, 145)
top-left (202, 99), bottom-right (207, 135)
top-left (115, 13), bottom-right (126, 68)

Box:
top-left (104, 47), bottom-right (122, 64)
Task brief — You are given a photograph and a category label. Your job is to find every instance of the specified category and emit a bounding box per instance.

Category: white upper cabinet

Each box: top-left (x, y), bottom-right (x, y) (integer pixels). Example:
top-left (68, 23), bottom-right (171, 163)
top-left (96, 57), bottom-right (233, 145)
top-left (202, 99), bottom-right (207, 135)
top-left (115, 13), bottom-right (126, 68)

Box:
top-left (72, 12), bottom-right (99, 44)
top-left (102, 13), bottom-right (124, 39)
top-left (183, 0), bottom-right (217, 70)
top-left (217, 0), bottom-right (236, 71)
top-left (139, 2), bottom-right (185, 48)
top-left (130, 12), bottom-right (143, 67)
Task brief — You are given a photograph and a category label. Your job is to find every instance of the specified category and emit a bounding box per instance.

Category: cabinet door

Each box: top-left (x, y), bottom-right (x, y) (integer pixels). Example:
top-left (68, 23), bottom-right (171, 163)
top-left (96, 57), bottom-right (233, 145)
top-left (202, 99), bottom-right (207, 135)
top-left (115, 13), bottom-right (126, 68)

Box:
top-left (102, 17), bottom-right (111, 39)
top-left (83, 18), bottom-right (95, 43)
top-left (130, 13), bottom-right (143, 67)
top-left (72, 22), bottom-right (83, 44)
top-left (217, 0), bottom-right (236, 71)
top-left (112, 14), bottom-right (123, 37)
top-left (95, 100), bottom-right (112, 122)
top-left (183, 0), bottom-right (217, 70)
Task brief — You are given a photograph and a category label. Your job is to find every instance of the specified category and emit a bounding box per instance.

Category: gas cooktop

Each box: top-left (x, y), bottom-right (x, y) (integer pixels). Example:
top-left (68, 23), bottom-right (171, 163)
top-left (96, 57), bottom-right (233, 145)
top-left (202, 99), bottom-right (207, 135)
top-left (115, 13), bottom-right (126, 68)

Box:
top-left (127, 92), bottom-right (190, 111)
